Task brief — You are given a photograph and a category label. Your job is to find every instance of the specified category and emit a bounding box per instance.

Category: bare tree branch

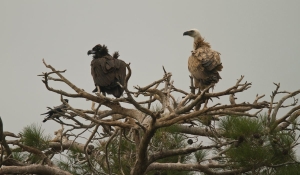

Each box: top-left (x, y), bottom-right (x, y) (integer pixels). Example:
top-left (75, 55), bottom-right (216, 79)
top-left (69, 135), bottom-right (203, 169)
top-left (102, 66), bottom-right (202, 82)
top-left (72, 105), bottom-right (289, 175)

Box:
top-left (0, 164), bottom-right (72, 175)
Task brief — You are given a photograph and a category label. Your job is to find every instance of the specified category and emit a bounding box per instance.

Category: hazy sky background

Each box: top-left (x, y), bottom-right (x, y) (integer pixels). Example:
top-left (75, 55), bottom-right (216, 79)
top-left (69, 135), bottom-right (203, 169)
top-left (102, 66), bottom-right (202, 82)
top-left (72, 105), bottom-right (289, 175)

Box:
top-left (1, 0), bottom-right (300, 149)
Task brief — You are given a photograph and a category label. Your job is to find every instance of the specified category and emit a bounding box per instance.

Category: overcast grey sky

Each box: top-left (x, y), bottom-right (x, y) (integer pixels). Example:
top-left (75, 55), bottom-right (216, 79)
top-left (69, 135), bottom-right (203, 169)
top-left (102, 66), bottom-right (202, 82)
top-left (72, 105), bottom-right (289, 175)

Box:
top-left (1, 1), bottom-right (300, 142)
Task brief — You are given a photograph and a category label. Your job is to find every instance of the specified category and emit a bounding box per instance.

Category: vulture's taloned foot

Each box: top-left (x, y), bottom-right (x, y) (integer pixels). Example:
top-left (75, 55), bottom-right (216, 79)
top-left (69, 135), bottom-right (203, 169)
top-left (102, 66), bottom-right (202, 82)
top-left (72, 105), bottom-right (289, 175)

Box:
top-left (97, 86), bottom-right (101, 94)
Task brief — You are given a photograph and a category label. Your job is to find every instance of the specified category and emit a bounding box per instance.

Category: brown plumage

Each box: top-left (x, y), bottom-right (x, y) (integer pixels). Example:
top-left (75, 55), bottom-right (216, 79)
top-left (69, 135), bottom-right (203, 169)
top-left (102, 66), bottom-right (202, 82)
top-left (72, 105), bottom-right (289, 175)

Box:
top-left (87, 44), bottom-right (126, 98)
top-left (183, 29), bottom-right (223, 90)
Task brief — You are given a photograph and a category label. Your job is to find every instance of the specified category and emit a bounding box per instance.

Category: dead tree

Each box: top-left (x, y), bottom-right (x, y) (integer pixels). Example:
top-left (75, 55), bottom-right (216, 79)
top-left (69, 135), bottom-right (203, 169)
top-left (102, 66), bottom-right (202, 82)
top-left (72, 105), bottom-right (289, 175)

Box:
top-left (1, 59), bottom-right (300, 175)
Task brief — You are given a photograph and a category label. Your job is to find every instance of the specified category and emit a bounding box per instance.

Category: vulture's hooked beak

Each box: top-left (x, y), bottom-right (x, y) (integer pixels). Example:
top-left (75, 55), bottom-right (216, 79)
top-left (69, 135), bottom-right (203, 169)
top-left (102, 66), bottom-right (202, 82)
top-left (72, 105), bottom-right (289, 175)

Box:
top-left (87, 50), bottom-right (96, 55)
top-left (183, 31), bottom-right (191, 36)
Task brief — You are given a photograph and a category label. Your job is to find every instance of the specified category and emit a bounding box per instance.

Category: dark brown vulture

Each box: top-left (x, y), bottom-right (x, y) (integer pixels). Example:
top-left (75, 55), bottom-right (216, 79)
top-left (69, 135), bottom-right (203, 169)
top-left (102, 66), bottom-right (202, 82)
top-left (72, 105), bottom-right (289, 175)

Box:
top-left (41, 99), bottom-right (68, 123)
top-left (183, 29), bottom-right (223, 91)
top-left (87, 44), bottom-right (126, 98)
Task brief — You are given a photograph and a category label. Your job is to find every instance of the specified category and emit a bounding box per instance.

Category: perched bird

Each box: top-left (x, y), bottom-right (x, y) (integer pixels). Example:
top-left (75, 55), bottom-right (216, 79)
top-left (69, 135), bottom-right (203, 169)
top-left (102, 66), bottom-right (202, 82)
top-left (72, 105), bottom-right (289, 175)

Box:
top-left (87, 44), bottom-right (126, 98)
top-left (41, 99), bottom-right (69, 123)
top-left (183, 29), bottom-right (223, 91)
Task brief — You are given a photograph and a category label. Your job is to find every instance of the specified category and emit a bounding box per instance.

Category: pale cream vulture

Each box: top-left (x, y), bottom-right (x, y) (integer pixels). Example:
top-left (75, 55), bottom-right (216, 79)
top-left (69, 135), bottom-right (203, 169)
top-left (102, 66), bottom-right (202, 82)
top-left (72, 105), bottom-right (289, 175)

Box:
top-left (183, 29), bottom-right (223, 91)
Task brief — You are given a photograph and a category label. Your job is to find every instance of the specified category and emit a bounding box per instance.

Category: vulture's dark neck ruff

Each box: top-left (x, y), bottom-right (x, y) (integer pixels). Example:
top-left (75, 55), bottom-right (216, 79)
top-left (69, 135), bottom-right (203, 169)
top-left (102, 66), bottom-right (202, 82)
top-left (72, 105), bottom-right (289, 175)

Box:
top-left (88, 44), bottom-right (110, 59)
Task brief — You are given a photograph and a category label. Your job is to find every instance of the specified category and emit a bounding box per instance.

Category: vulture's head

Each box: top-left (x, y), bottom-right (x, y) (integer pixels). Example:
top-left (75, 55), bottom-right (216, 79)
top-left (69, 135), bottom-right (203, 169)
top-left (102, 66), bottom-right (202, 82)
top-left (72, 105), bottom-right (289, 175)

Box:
top-left (87, 44), bottom-right (109, 58)
top-left (63, 99), bottom-right (69, 103)
top-left (183, 29), bottom-right (201, 39)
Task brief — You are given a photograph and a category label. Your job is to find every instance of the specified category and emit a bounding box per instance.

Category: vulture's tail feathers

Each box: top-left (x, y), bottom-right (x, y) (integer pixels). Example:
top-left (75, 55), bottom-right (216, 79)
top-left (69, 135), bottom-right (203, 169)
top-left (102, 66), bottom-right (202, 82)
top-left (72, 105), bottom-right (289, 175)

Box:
top-left (104, 85), bottom-right (124, 98)
top-left (202, 72), bottom-right (222, 86)
top-left (112, 86), bottom-right (124, 98)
